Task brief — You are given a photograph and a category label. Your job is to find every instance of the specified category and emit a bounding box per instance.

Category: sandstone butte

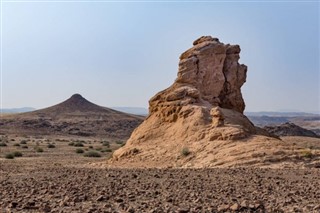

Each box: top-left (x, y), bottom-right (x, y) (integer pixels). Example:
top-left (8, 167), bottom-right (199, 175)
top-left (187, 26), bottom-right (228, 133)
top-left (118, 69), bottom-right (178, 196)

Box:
top-left (108, 36), bottom-right (320, 168)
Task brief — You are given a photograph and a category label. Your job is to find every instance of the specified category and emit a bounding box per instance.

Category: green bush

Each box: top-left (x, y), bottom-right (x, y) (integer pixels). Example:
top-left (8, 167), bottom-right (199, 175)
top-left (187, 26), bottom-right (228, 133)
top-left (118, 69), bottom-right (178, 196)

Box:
top-left (88, 146), bottom-right (93, 149)
top-left (13, 143), bottom-right (20, 147)
top-left (75, 148), bottom-right (84, 154)
top-left (74, 142), bottom-right (84, 147)
top-left (21, 145), bottom-right (28, 149)
top-left (116, 141), bottom-right (123, 145)
top-left (181, 147), bottom-right (191, 156)
top-left (12, 151), bottom-right (23, 157)
top-left (101, 148), bottom-right (112, 153)
top-left (0, 142), bottom-right (7, 147)
top-left (47, 144), bottom-right (55, 148)
top-left (84, 151), bottom-right (101, 158)
top-left (301, 150), bottom-right (313, 158)
top-left (35, 147), bottom-right (44, 153)
top-left (5, 153), bottom-right (14, 159)
top-left (102, 141), bottom-right (110, 147)
top-left (20, 140), bottom-right (27, 144)
top-left (68, 142), bottom-right (75, 146)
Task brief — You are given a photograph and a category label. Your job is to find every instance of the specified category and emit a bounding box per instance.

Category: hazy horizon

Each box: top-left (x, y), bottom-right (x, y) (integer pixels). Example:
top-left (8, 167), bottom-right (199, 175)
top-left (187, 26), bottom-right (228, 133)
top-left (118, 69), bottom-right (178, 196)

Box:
top-left (1, 1), bottom-right (319, 112)
top-left (1, 93), bottom-right (319, 114)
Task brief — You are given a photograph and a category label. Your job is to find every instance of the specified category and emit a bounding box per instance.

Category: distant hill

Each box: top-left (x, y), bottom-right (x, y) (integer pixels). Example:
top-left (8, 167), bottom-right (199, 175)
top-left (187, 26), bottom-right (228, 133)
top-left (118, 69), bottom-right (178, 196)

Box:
top-left (263, 122), bottom-right (319, 138)
top-left (245, 111), bottom-right (319, 117)
top-left (246, 111), bottom-right (320, 137)
top-left (1, 107), bottom-right (35, 114)
top-left (0, 94), bottom-right (144, 139)
top-left (111, 107), bottom-right (148, 116)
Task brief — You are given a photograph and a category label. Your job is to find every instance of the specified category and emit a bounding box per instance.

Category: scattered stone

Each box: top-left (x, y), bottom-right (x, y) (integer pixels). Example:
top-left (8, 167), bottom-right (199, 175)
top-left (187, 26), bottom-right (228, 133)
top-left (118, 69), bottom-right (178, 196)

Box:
top-left (218, 204), bottom-right (229, 212)
top-left (115, 198), bottom-right (124, 203)
top-left (96, 195), bottom-right (104, 202)
top-left (229, 203), bottom-right (239, 211)
top-left (177, 208), bottom-right (190, 213)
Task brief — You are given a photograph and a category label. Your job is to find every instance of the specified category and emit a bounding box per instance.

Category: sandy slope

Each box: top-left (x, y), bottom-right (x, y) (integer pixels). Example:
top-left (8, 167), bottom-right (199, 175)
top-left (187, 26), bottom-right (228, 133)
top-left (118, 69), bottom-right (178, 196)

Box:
top-left (109, 135), bottom-right (320, 169)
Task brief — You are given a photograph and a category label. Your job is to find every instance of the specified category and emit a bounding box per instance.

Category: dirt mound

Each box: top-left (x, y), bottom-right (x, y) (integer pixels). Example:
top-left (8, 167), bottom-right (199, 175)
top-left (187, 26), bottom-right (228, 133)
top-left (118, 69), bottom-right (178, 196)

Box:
top-left (109, 36), bottom-right (320, 168)
top-left (264, 122), bottom-right (319, 138)
top-left (0, 94), bottom-right (143, 139)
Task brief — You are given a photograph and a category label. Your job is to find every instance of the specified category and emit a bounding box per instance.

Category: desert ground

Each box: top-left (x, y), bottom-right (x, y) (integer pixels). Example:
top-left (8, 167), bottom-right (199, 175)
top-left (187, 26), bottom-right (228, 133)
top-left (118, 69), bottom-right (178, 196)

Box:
top-left (1, 37), bottom-right (319, 212)
top-left (1, 134), bottom-right (320, 212)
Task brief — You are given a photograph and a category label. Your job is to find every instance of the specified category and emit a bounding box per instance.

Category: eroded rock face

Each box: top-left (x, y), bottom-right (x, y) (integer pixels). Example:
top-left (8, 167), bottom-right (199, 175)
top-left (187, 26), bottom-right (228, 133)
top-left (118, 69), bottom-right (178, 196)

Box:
top-left (110, 36), bottom-right (261, 167)
top-left (150, 36), bottom-right (247, 124)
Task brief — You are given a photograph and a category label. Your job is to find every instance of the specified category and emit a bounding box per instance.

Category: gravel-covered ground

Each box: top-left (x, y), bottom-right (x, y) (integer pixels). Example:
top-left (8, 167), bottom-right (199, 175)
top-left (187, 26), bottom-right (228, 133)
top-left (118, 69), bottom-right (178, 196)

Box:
top-left (1, 163), bottom-right (320, 213)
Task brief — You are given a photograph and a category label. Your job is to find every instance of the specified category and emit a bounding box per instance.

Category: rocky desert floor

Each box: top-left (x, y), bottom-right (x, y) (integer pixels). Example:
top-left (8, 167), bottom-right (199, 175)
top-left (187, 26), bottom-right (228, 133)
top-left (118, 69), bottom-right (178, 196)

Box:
top-left (1, 135), bottom-right (320, 213)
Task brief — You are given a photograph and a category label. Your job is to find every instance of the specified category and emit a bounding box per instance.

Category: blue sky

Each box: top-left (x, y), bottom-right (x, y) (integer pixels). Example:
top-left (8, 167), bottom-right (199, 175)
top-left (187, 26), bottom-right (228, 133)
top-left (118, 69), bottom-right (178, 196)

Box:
top-left (1, 1), bottom-right (319, 112)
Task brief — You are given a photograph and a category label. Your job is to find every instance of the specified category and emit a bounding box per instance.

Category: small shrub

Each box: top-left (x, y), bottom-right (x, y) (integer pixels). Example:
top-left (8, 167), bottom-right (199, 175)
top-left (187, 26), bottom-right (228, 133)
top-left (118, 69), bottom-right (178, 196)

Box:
top-left (12, 151), bottom-right (23, 157)
top-left (35, 147), bottom-right (44, 153)
top-left (68, 142), bottom-right (75, 146)
top-left (181, 147), bottom-right (191, 157)
top-left (47, 144), bottom-right (55, 148)
top-left (21, 145), bottom-right (28, 149)
top-left (75, 148), bottom-right (84, 154)
top-left (89, 146), bottom-right (93, 149)
top-left (5, 153), bottom-right (14, 159)
top-left (56, 139), bottom-right (67, 142)
top-left (0, 142), bottom-right (7, 147)
top-left (20, 140), bottom-right (27, 144)
top-left (84, 151), bottom-right (101, 158)
top-left (74, 142), bottom-right (84, 147)
top-left (301, 150), bottom-right (313, 159)
top-left (95, 147), bottom-right (102, 151)
top-left (13, 143), bottom-right (20, 147)
top-left (102, 141), bottom-right (110, 147)
top-left (11, 139), bottom-right (15, 141)
top-left (116, 141), bottom-right (123, 145)
top-left (101, 148), bottom-right (112, 153)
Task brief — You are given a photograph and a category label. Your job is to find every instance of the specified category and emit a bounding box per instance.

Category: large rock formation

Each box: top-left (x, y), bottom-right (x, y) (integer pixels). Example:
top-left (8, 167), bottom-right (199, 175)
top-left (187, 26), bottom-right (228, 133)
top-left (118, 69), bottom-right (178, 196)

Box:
top-left (110, 36), bottom-right (293, 168)
top-left (151, 35), bottom-right (247, 115)
top-left (117, 36), bottom-right (255, 140)
top-left (147, 36), bottom-right (254, 133)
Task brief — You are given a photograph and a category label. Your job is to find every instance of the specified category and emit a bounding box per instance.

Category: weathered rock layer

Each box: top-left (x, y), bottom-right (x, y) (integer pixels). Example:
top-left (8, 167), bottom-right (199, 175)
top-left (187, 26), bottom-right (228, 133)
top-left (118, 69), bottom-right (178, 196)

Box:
top-left (110, 36), bottom-right (283, 168)
top-left (150, 36), bottom-right (247, 118)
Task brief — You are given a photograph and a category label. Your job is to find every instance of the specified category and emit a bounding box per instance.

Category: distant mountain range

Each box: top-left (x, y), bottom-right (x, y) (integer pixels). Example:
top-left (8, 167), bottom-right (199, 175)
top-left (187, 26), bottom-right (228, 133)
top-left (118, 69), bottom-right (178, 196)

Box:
top-left (245, 111), bottom-right (320, 117)
top-left (1, 107), bottom-right (36, 114)
top-left (111, 107), bottom-right (148, 115)
top-left (4, 107), bottom-right (319, 117)
top-left (246, 112), bottom-right (320, 136)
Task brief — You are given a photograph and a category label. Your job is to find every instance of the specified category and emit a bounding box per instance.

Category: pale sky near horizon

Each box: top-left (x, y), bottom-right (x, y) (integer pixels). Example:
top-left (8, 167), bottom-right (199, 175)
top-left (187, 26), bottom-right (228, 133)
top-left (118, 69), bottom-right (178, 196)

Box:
top-left (1, 1), bottom-right (319, 112)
